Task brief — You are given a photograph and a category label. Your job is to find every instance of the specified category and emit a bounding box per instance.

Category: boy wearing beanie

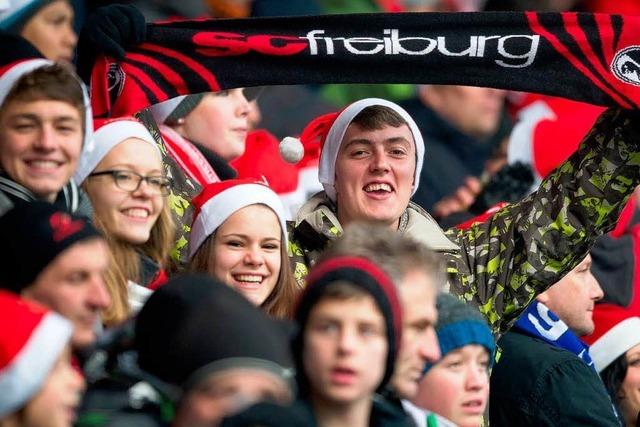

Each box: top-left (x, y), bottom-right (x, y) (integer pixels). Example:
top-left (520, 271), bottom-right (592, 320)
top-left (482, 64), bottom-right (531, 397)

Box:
top-left (0, 202), bottom-right (110, 350)
top-left (411, 293), bottom-right (495, 427)
top-left (293, 256), bottom-right (413, 427)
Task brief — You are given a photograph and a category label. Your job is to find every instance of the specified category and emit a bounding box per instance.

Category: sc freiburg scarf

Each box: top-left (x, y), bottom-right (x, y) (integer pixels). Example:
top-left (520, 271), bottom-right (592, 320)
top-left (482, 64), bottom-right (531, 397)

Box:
top-left (91, 11), bottom-right (640, 117)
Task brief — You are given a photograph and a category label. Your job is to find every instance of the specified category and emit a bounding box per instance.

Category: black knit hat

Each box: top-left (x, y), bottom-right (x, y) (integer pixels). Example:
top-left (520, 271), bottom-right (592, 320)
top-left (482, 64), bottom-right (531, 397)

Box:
top-left (135, 273), bottom-right (295, 397)
top-left (293, 256), bottom-right (403, 394)
top-left (0, 202), bottom-right (102, 293)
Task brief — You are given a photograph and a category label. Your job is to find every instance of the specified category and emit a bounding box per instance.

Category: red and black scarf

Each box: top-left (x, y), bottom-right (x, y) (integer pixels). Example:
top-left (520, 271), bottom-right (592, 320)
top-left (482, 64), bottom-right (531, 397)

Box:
top-left (91, 11), bottom-right (640, 117)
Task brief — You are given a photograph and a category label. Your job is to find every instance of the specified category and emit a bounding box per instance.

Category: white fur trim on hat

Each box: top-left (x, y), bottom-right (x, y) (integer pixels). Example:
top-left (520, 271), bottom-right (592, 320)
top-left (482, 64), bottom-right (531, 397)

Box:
top-left (0, 311), bottom-right (72, 417)
top-left (0, 0), bottom-right (44, 30)
top-left (148, 95), bottom-right (187, 124)
top-left (74, 119), bottom-right (160, 184)
top-left (317, 98), bottom-right (425, 201)
top-left (590, 317), bottom-right (640, 372)
top-left (189, 184), bottom-right (288, 259)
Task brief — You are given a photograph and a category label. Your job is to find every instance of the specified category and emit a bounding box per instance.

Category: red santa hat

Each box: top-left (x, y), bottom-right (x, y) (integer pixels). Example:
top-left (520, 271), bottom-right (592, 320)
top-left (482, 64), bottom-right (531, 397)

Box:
top-left (74, 117), bottom-right (160, 184)
top-left (0, 290), bottom-right (73, 417)
top-left (584, 306), bottom-right (640, 372)
top-left (189, 179), bottom-right (288, 259)
top-left (279, 98), bottom-right (425, 201)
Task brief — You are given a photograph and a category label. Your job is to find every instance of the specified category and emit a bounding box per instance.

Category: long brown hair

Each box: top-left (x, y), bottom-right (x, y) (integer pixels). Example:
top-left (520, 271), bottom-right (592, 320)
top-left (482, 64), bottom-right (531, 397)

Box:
top-left (188, 216), bottom-right (298, 319)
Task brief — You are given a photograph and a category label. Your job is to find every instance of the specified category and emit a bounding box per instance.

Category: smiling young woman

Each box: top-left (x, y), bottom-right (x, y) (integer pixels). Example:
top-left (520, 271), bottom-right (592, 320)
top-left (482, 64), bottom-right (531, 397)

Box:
top-left (75, 117), bottom-right (175, 326)
top-left (187, 179), bottom-right (298, 319)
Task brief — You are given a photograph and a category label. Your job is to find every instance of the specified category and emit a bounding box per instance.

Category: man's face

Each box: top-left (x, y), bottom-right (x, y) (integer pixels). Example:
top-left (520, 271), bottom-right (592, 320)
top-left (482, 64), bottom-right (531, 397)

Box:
top-left (334, 123), bottom-right (416, 229)
top-left (302, 295), bottom-right (388, 405)
top-left (428, 86), bottom-right (506, 139)
top-left (537, 254), bottom-right (603, 336)
top-left (0, 99), bottom-right (83, 202)
top-left (22, 239), bottom-right (111, 349)
top-left (173, 368), bottom-right (292, 427)
top-left (391, 269), bottom-right (440, 399)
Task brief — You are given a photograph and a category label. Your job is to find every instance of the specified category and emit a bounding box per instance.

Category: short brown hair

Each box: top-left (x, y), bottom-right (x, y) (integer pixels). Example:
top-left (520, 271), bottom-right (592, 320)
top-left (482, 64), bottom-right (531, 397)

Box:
top-left (1, 64), bottom-right (85, 127)
top-left (321, 222), bottom-right (445, 290)
top-left (350, 105), bottom-right (408, 131)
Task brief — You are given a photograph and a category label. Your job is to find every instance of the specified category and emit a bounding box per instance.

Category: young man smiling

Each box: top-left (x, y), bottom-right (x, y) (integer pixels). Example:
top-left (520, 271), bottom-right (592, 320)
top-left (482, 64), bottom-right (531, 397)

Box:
top-left (289, 97), bottom-right (640, 337)
top-left (0, 46), bottom-right (93, 217)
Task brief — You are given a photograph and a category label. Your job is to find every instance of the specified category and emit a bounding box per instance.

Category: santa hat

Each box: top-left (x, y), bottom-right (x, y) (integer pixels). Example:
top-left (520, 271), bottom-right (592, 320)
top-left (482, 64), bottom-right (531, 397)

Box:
top-left (0, 290), bottom-right (73, 417)
top-left (292, 256), bottom-right (403, 394)
top-left (189, 179), bottom-right (288, 259)
top-left (148, 94), bottom-right (205, 125)
top-left (584, 306), bottom-right (640, 372)
top-left (0, 0), bottom-right (49, 32)
top-left (279, 98), bottom-right (425, 201)
top-left (0, 55), bottom-right (95, 158)
top-left (74, 117), bottom-right (160, 184)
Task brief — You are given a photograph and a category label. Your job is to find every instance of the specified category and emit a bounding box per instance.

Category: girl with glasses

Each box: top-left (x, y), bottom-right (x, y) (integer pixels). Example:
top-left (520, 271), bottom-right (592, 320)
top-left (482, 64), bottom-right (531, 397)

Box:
top-left (74, 117), bottom-right (175, 326)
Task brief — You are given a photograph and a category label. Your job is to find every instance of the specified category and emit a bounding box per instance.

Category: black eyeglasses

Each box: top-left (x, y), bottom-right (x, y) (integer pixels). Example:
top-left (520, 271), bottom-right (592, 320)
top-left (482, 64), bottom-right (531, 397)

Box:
top-left (89, 170), bottom-right (173, 196)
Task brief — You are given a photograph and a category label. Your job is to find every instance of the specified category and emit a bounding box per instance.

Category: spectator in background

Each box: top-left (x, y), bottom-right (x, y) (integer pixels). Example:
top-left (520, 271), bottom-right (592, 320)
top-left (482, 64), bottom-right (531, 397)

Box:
top-left (134, 273), bottom-right (295, 427)
top-left (74, 117), bottom-right (175, 326)
top-left (400, 84), bottom-right (509, 213)
top-left (0, 202), bottom-right (110, 351)
top-left (411, 294), bottom-right (494, 427)
top-left (0, 0), bottom-right (77, 63)
top-left (188, 179), bottom-right (298, 319)
top-left (490, 254), bottom-right (619, 426)
top-left (0, 290), bottom-right (85, 427)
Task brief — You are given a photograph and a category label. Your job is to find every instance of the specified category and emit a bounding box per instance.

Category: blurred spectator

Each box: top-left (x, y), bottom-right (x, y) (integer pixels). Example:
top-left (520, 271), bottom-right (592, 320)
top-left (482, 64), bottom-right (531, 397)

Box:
top-left (400, 84), bottom-right (510, 212)
top-left (0, 290), bottom-right (84, 427)
top-left (490, 254), bottom-right (619, 426)
top-left (412, 294), bottom-right (494, 427)
top-left (75, 117), bottom-right (175, 326)
top-left (188, 179), bottom-right (298, 318)
top-left (0, 202), bottom-right (111, 351)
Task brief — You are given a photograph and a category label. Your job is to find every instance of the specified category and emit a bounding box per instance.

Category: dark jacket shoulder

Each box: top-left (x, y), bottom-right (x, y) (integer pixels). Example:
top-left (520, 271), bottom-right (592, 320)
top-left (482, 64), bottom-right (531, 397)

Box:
top-left (490, 330), bottom-right (619, 427)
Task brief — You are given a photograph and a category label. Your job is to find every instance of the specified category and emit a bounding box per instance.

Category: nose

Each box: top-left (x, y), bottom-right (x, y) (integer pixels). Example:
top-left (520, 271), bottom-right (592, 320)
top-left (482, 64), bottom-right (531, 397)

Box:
top-left (132, 178), bottom-right (154, 198)
top-left (465, 362), bottom-right (488, 391)
top-left (235, 90), bottom-right (250, 118)
top-left (338, 328), bottom-right (357, 354)
top-left (243, 245), bottom-right (264, 266)
top-left (590, 275), bottom-right (604, 302)
top-left (419, 327), bottom-right (441, 364)
top-left (64, 23), bottom-right (78, 49)
top-left (34, 124), bottom-right (57, 151)
top-left (369, 147), bottom-right (390, 174)
top-left (88, 275), bottom-right (111, 310)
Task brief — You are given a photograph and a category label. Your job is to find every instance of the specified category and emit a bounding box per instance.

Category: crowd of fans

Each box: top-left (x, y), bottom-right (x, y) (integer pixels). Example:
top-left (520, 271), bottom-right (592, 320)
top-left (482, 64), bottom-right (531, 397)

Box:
top-left (1, 0), bottom-right (640, 426)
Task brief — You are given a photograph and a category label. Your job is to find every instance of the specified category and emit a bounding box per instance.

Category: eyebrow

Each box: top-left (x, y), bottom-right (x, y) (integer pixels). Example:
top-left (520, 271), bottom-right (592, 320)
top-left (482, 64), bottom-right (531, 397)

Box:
top-left (219, 233), bottom-right (281, 241)
top-left (11, 113), bottom-right (80, 123)
top-left (106, 164), bottom-right (163, 174)
top-left (342, 137), bottom-right (412, 149)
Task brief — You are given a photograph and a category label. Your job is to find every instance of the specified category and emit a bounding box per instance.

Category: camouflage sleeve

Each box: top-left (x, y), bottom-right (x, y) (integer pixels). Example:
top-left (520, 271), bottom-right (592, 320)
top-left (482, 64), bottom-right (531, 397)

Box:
top-left (444, 108), bottom-right (640, 336)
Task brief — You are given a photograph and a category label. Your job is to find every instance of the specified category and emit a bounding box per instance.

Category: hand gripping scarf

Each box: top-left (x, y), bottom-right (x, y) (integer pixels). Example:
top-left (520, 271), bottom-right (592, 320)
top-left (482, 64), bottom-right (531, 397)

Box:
top-left (91, 11), bottom-right (640, 118)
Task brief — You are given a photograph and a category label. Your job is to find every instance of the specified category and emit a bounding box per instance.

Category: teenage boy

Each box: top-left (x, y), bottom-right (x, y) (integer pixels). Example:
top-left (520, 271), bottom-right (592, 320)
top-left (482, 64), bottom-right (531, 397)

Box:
top-left (0, 40), bottom-right (93, 217)
top-left (292, 255), bottom-right (413, 427)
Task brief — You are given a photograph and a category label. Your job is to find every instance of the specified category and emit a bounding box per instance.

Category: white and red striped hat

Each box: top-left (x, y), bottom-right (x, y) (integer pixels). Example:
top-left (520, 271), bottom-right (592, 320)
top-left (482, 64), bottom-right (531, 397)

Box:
top-left (0, 290), bottom-right (73, 417)
top-left (189, 179), bottom-right (288, 259)
top-left (74, 117), bottom-right (160, 184)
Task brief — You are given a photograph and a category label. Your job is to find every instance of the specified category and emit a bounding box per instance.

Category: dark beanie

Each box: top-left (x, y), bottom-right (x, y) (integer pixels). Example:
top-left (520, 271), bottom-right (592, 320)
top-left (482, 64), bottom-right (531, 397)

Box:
top-left (135, 273), bottom-right (295, 396)
top-left (424, 294), bottom-right (495, 373)
top-left (164, 93), bottom-right (206, 124)
top-left (293, 256), bottom-right (402, 394)
top-left (0, 201), bottom-right (102, 293)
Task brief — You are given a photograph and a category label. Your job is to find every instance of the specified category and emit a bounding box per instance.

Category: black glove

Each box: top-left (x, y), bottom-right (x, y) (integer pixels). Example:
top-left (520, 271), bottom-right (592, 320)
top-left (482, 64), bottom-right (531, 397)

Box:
top-left (76, 4), bottom-right (146, 83)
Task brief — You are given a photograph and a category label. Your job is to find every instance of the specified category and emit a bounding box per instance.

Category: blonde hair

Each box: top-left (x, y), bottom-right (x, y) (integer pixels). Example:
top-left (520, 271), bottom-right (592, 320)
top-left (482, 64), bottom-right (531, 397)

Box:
top-left (188, 212), bottom-right (298, 319)
top-left (86, 187), bottom-right (175, 326)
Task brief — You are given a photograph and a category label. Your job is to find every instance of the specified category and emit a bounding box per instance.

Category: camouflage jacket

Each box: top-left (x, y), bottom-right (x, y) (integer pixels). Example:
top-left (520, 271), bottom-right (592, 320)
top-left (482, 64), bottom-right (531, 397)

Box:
top-left (288, 108), bottom-right (640, 337)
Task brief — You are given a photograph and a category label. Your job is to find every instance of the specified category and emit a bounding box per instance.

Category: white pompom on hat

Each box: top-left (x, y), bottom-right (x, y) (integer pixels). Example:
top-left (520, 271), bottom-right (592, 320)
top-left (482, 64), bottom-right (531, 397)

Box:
top-left (0, 290), bottom-right (73, 417)
top-left (74, 117), bottom-right (160, 184)
top-left (279, 98), bottom-right (425, 201)
top-left (189, 179), bottom-right (288, 259)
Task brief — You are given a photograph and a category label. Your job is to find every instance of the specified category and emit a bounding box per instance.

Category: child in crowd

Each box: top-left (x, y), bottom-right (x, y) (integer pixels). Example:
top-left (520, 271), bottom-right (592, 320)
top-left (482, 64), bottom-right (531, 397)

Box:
top-left (293, 255), bottom-right (412, 427)
top-left (0, 290), bottom-right (85, 427)
top-left (74, 117), bottom-right (174, 325)
top-left (134, 273), bottom-right (295, 427)
top-left (411, 293), bottom-right (494, 427)
top-left (188, 179), bottom-right (298, 318)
